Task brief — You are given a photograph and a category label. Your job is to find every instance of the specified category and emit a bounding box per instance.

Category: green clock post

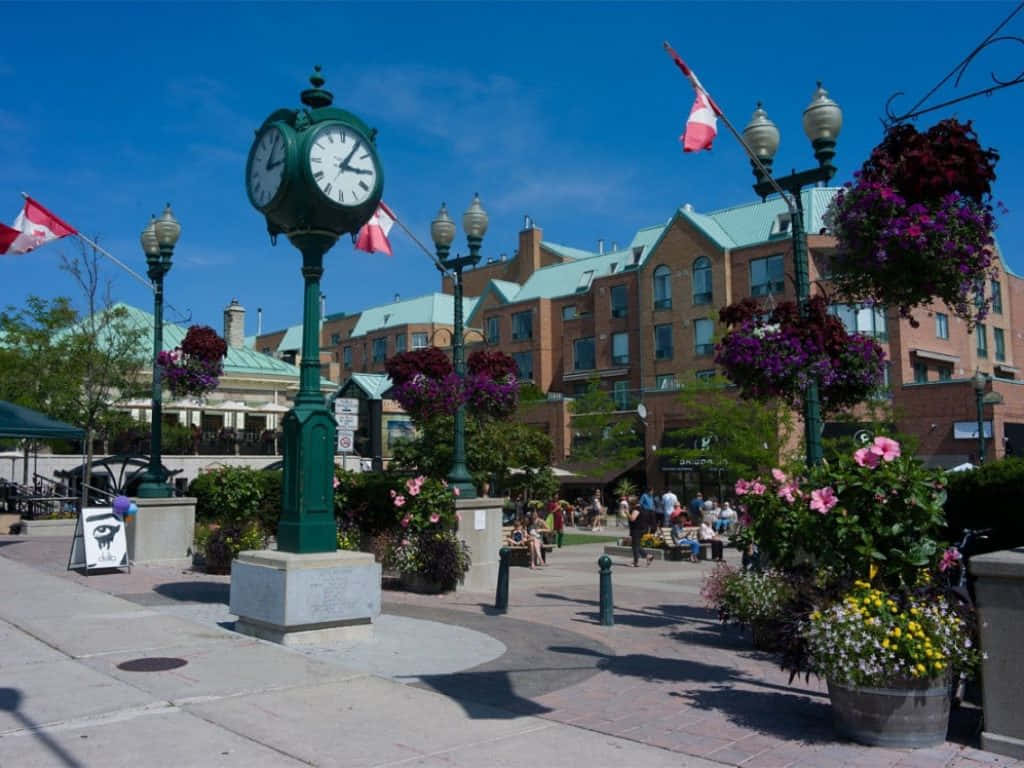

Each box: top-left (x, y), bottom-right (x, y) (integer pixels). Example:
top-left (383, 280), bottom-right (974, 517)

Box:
top-left (245, 67), bottom-right (383, 553)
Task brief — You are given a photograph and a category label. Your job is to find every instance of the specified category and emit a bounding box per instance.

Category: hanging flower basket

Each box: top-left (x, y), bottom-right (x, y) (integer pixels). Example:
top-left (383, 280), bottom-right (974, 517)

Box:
top-left (827, 119), bottom-right (1001, 329)
top-left (157, 325), bottom-right (227, 399)
top-left (715, 297), bottom-right (885, 413)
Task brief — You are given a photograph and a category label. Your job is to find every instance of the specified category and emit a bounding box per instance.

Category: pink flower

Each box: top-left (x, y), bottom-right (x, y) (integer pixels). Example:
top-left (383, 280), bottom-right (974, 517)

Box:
top-left (854, 447), bottom-right (880, 468)
top-left (400, 514), bottom-right (411, 528)
top-left (456, 511), bottom-right (462, 521)
top-left (453, 487), bottom-right (460, 497)
top-left (406, 477), bottom-right (422, 496)
top-left (778, 482), bottom-right (799, 503)
top-left (750, 481), bottom-right (766, 496)
top-left (394, 494), bottom-right (406, 508)
top-left (389, 489), bottom-right (397, 498)
top-left (870, 436), bottom-right (901, 462)
top-left (735, 479), bottom-right (751, 496)
top-left (771, 468), bottom-right (788, 484)
top-left (401, 538), bottom-right (410, 546)
top-left (939, 547), bottom-right (962, 572)
top-left (333, 477), bottom-right (340, 489)
top-left (429, 513), bottom-right (440, 524)
top-left (810, 486), bottom-right (838, 514)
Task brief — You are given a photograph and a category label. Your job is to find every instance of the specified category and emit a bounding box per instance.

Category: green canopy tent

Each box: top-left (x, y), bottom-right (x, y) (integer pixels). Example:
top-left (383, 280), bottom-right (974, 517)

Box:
top-left (0, 400), bottom-right (85, 485)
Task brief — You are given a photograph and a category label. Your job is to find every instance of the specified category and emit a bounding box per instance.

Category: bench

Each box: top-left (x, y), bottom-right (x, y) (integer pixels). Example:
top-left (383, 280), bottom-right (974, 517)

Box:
top-left (623, 527), bottom-right (710, 561)
top-left (501, 526), bottom-right (554, 567)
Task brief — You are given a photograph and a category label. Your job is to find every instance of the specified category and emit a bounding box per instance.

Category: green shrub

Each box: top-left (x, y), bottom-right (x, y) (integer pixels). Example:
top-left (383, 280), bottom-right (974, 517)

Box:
top-left (189, 466), bottom-right (279, 533)
top-left (203, 522), bottom-right (265, 574)
top-left (945, 457), bottom-right (1024, 551)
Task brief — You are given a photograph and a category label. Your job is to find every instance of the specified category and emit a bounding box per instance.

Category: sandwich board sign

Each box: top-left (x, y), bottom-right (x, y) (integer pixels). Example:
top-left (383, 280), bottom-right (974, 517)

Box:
top-left (68, 506), bottom-right (129, 573)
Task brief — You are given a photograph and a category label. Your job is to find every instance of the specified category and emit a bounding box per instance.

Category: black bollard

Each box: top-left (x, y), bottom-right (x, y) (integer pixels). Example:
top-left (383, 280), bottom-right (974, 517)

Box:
top-left (495, 546), bottom-right (510, 612)
top-left (598, 554), bottom-right (614, 626)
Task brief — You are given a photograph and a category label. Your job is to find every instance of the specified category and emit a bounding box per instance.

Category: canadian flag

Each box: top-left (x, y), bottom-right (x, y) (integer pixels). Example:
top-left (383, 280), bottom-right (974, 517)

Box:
top-left (682, 88), bottom-right (718, 153)
top-left (354, 202), bottom-right (396, 256)
top-left (0, 197), bottom-right (77, 254)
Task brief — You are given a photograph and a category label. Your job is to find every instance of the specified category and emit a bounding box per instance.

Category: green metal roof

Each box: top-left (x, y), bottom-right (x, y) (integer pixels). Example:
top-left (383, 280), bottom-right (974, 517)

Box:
top-left (540, 242), bottom-right (596, 261)
top-left (681, 188), bottom-right (839, 249)
top-left (278, 323), bottom-right (303, 352)
top-left (341, 372), bottom-right (393, 400)
top-left (514, 246), bottom-right (644, 302)
top-left (490, 280), bottom-right (521, 302)
top-left (108, 304), bottom-right (322, 381)
top-left (350, 293), bottom-right (477, 338)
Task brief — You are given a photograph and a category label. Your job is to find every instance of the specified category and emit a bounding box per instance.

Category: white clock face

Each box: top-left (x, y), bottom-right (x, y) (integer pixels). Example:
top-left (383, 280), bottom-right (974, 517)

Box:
top-left (307, 123), bottom-right (378, 207)
top-left (248, 125), bottom-right (287, 209)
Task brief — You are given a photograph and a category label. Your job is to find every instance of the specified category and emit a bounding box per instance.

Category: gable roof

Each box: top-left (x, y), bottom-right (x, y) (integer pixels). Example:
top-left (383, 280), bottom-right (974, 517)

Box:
top-left (350, 293), bottom-right (477, 338)
top-left (339, 373), bottom-right (393, 400)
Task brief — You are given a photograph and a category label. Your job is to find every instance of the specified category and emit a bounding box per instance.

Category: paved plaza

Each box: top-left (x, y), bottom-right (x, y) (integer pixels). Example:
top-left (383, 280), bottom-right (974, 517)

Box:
top-left (0, 533), bottom-right (1020, 768)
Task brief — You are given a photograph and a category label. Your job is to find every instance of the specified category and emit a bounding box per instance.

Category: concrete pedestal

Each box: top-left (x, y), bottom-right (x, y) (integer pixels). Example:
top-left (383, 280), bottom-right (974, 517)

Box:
top-left (455, 497), bottom-right (505, 593)
top-left (229, 550), bottom-right (381, 646)
top-left (971, 547), bottom-right (1024, 760)
top-left (129, 496), bottom-right (196, 567)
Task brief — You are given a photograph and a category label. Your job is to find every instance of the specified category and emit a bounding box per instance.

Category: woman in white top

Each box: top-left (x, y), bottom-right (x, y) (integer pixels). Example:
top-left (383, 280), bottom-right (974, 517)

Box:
top-left (699, 520), bottom-right (725, 561)
top-left (715, 502), bottom-right (738, 533)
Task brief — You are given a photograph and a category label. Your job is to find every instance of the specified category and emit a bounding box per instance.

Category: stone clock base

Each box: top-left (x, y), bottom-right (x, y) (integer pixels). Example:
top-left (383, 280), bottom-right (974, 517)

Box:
top-left (229, 550), bottom-right (381, 647)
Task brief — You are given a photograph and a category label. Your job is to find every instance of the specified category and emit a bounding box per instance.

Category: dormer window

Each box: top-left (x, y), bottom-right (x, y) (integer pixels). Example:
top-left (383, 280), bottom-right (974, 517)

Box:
top-left (576, 270), bottom-right (594, 292)
top-left (770, 213), bottom-right (792, 237)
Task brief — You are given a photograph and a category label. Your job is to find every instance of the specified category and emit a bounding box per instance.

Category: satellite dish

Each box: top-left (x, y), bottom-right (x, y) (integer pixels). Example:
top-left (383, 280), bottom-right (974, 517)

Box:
top-left (637, 403), bottom-right (648, 420)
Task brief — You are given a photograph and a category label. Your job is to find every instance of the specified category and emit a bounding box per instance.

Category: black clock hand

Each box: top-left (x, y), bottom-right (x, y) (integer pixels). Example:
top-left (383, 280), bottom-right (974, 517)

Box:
top-left (266, 158), bottom-right (284, 170)
top-left (337, 142), bottom-right (360, 172)
top-left (345, 167), bottom-right (374, 175)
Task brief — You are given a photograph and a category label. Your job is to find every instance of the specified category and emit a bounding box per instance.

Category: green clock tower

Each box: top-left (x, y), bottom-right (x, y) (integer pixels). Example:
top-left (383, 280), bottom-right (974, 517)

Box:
top-left (245, 67), bottom-right (383, 553)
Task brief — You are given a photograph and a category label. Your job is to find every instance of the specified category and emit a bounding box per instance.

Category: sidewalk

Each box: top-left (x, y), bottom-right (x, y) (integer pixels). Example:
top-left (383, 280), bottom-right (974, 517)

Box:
top-left (0, 534), bottom-right (1020, 768)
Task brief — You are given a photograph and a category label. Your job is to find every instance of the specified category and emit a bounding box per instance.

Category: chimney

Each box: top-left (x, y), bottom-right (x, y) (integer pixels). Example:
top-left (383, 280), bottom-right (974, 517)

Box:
top-left (611, 241), bottom-right (618, 251)
top-left (257, 307), bottom-right (263, 336)
top-left (523, 215), bottom-right (533, 230)
top-left (223, 299), bottom-right (245, 349)
top-left (598, 239), bottom-right (605, 255)
top-left (518, 219), bottom-right (543, 281)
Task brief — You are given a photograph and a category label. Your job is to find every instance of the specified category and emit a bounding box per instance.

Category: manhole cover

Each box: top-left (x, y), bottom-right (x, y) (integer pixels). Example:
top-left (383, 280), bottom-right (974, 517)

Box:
top-left (116, 657), bottom-right (188, 672)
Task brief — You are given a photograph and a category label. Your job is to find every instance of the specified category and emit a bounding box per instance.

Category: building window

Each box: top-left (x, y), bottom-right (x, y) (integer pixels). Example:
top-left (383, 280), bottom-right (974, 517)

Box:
top-left (574, 337), bottom-right (595, 371)
top-left (935, 313), bottom-right (949, 340)
top-left (372, 337), bottom-right (387, 362)
top-left (654, 324), bottom-right (673, 359)
top-left (977, 324), bottom-right (988, 358)
top-left (994, 327), bottom-right (1005, 361)
top-left (261, 346), bottom-right (272, 355)
top-left (330, 333), bottom-right (341, 345)
top-left (411, 332), bottom-right (428, 349)
top-left (692, 256), bottom-right (712, 305)
top-left (653, 265), bottom-right (672, 309)
top-left (562, 305), bottom-right (577, 321)
top-left (514, 351), bottom-right (533, 380)
top-left (611, 332), bottom-right (629, 365)
top-left (913, 362), bottom-right (928, 383)
top-left (343, 346), bottom-right (352, 368)
top-left (395, 334), bottom-right (407, 354)
top-left (750, 254), bottom-right (784, 296)
top-left (694, 317), bottom-right (714, 357)
top-left (486, 316), bottom-right (500, 344)
top-left (512, 310), bottom-right (533, 340)
top-left (830, 303), bottom-right (887, 340)
top-left (576, 270), bottom-right (594, 292)
top-left (992, 279), bottom-right (1003, 314)
top-left (696, 369), bottom-right (716, 382)
top-left (938, 364), bottom-right (952, 381)
top-left (613, 381), bottom-right (630, 410)
top-left (870, 362), bottom-right (892, 399)
top-left (610, 284), bottom-right (628, 317)
top-left (655, 374), bottom-right (678, 390)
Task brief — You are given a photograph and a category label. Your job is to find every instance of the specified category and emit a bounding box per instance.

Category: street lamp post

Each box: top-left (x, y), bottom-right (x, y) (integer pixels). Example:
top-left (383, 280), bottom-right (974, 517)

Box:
top-left (431, 195), bottom-right (488, 499)
top-left (136, 204), bottom-right (180, 498)
top-left (742, 84), bottom-right (842, 466)
top-left (973, 369), bottom-right (988, 465)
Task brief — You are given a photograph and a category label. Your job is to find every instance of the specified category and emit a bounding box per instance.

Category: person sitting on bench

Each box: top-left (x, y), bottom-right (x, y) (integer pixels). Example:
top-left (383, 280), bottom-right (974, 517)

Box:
top-left (699, 520), bottom-right (725, 562)
top-left (670, 508), bottom-right (701, 562)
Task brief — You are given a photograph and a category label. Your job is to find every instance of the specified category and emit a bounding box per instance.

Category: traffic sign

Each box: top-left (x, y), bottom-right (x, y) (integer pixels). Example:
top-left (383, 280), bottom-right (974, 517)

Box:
top-left (336, 413), bottom-right (358, 429)
top-left (334, 397), bottom-right (359, 415)
top-left (337, 430), bottom-right (354, 452)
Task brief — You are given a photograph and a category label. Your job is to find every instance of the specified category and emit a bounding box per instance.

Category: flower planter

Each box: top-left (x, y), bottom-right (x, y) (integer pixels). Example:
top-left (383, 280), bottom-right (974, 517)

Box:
top-left (827, 676), bottom-right (951, 748)
top-left (751, 620), bottom-right (786, 653)
top-left (399, 571), bottom-right (445, 594)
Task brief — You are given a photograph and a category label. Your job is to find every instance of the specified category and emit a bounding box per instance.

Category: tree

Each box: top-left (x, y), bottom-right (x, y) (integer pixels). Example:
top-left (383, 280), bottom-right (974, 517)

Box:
top-left (568, 378), bottom-right (642, 471)
top-left (661, 374), bottom-right (795, 479)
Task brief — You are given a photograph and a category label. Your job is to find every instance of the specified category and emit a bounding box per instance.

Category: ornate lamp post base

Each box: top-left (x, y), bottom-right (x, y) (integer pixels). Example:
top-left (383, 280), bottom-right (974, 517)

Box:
top-left (277, 401), bottom-right (337, 553)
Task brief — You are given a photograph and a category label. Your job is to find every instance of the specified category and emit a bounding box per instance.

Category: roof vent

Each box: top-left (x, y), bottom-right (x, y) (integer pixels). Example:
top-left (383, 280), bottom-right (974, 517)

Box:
top-left (394, 293), bottom-right (401, 302)
top-left (683, 203), bottom-right (695, 212)
top-left (523, 215), bottom-right (533, 230)
top-left (598, 238), bottom-right (605, 255)
top-left (611, 242), bottom-right (618, 251)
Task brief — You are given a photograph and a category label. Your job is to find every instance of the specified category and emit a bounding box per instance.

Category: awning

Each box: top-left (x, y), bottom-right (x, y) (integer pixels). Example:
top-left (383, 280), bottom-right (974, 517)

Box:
top-left (0, 400), bottom-right (85, 440)
top-left (554, 456), bottom-right (644, 486)
top-left (912, 348), bottom-right (959, 364)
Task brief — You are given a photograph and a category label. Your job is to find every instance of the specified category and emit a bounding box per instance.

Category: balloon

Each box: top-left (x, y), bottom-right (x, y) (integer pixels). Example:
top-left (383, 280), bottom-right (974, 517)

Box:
top-left (112, 495), bottom-right (131, 515)
top-left (127, 502), bottom-right (138, 518)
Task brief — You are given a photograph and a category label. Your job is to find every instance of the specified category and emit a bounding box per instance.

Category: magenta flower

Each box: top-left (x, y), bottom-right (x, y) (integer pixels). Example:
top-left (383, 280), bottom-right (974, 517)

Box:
top-left (771, 468), bottom-right (788, 484)
top-left (854, 447), bottom-right (880, 468)
top-left (735, 479), bottom-right (751, 496)
top-left (406, 477), bottom-right (422, 496)
top-left (453, 487), bottom-right (460, 497)
top-left (778, 482), bottom-right (800, 503)
top-left (400, 515), bottom-right (411, 528)
top-left (871, 436), bottom-right (901, 462)
top-left (389, 489), bottom-right (397, 498)
top-left (394, 494), bottom-right (406, 508)
top-left (429, 513), bottom-right (440, 524)
top-left (810, 487), bottom-right (838, 514)
top-left (939, 547), bottom-right (962, 572)
top-left (750, 481), bottom-right (767, 496)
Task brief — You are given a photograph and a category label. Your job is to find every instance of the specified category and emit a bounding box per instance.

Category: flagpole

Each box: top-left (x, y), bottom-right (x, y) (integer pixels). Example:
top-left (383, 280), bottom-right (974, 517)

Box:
top-left (661, 43), bottom-right (797, 214)
top-left (381, 204), bottom-right (451, 275)
top-left (21, 192), bottom-right (154, 291)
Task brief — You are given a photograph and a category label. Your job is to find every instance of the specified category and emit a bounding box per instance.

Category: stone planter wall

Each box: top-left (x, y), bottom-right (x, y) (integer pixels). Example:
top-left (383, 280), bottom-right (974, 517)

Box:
top-left (19, 518), bottom-right (77, 536)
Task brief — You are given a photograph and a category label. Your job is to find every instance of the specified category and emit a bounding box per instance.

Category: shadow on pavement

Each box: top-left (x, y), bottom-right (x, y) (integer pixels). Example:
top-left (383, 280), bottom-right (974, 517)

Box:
top-left (547, 645), bottom-right (837, 744)
top-left (414, 670), bottom-right (553, 719)
top-left (536, 591), bottom-right (720, 625)
top-left (0, 687), bottom-right (84, 767)
top-left (153, 581), bottom-right (230, 604)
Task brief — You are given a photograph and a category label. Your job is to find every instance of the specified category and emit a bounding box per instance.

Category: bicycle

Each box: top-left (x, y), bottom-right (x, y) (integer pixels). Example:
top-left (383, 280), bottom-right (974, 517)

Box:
top-left (942, 527), bottom-right (993, 707)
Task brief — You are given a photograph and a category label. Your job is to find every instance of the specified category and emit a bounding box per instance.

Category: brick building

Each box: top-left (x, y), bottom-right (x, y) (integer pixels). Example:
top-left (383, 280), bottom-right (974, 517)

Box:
top-left (253, 187), bottom-right (1023, 490)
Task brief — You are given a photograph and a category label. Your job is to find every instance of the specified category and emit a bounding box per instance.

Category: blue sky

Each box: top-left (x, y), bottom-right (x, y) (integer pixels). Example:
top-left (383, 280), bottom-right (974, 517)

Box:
top-left (2, 2), bottom-right (1023, 336)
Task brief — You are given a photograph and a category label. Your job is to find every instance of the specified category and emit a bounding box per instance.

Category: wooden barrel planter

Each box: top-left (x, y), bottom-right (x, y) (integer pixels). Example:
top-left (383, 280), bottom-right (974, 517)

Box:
top-left (827, 675), bottom-right (952, 748)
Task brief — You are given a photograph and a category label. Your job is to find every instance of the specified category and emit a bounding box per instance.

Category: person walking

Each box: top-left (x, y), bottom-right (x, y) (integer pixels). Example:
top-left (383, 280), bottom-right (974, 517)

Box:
top-left (688, 492), bottom-right (704, 524)
top-left (660, 487), bottom-right (678, 528)
top-left (628, 502), bottom-right (655, 567)
top-left (550, 499), bottom-right (565, 548)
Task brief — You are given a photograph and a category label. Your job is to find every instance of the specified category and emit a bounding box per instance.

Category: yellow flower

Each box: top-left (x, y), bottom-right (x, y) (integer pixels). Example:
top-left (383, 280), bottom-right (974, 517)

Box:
top-left (862, 597), bottom-right (871, 605)
top-left (916, 663), bottom-right (927, 674)
top-left (882, 639), bottom-right (890, 649)
top-left (891, 627), bottom-right (902, 638)
top-left (934, 662), bottom-right (945, 671)
top-left (810, 611), bottom-right (821, 621)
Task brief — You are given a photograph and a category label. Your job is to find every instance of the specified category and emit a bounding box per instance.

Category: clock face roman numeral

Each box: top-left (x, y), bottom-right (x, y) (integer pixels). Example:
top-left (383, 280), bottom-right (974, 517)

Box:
top-left (307, 123), bottom-right (377, 206)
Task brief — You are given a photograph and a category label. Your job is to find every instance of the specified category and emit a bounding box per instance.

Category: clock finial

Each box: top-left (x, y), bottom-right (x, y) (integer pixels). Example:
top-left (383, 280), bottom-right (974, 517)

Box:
top-left (301, 65), bottom-right (333, 109)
